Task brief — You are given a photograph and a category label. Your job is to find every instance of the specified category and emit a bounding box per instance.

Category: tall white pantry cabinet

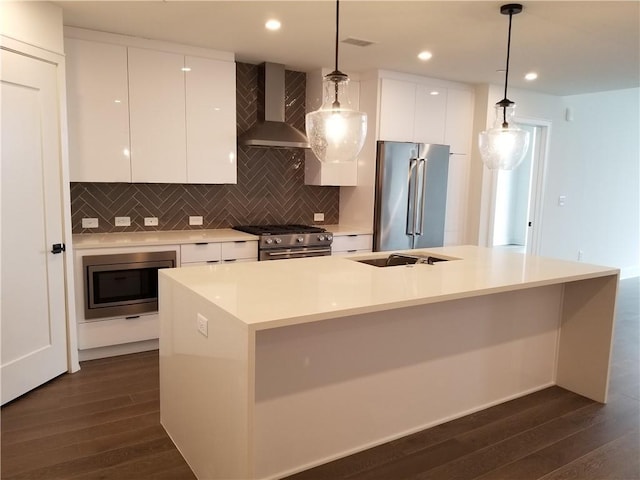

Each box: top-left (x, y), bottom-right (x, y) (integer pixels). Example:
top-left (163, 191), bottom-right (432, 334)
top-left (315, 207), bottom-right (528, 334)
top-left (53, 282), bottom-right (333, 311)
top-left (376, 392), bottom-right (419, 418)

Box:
top-left (65, 28), bottom-right (237, 184)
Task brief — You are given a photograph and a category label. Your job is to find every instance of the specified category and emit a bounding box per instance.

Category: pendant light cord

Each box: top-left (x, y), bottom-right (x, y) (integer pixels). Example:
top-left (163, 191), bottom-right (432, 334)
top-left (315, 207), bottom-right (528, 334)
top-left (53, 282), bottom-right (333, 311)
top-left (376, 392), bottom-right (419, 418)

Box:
top-left (502, 8), bottom-right (514, 126)
top-left (332, 0), bottom-right (341, 106)
top-left (334, 0), bottom-right (340, 72)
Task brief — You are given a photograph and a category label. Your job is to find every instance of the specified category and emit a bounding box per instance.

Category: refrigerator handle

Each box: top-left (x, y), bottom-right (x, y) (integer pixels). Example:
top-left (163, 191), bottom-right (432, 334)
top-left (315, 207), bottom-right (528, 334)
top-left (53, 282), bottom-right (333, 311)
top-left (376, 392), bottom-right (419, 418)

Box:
top-left (416, 158), bottom-right (428, 235)
top-left (406, 158), bottom-right (418, 235)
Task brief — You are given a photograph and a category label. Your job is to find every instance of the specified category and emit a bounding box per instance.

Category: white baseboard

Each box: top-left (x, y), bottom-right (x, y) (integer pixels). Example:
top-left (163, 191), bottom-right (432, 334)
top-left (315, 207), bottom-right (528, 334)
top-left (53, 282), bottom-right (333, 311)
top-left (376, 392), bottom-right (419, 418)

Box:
top-left (78, 339), bottom-right (159, 362)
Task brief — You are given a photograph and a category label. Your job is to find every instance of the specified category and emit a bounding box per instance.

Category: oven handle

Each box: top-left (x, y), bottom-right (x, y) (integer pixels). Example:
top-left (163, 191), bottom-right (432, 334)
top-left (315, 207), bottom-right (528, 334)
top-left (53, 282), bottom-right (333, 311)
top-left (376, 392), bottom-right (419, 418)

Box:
top-left (266, 248), bottom-right (331, 257)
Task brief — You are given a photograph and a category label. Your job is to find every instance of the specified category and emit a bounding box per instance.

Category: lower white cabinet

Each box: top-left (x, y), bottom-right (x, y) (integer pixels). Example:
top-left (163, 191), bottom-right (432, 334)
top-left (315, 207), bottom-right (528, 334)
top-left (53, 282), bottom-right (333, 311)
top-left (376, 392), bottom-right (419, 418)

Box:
top-left (74, 244), bottom-right (180, 353)
top-left (77, 313), bottom-right (158, 350)
top-left (181, 240), bottom-right (258, 266)
top-left (332, 234), bottom-right (373, 255)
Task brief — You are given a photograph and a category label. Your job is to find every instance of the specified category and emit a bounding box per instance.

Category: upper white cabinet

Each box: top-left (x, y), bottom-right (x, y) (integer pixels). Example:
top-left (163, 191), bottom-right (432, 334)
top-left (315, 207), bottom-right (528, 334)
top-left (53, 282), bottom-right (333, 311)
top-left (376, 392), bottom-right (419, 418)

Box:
top-left (305, 69), bottom-right (360, 186)
top-left (185, 56), bottom-right (237, 184)
top-left (65, 29), bottom-right (236, 184)
top-left (65, 38), bottom-right (131, 182)
top-left (378, 76), bottom-right (473, 154)
top-left (444, 88), bottom-right (474, 155)
top-left (128, 47), bottom-right (188, 183)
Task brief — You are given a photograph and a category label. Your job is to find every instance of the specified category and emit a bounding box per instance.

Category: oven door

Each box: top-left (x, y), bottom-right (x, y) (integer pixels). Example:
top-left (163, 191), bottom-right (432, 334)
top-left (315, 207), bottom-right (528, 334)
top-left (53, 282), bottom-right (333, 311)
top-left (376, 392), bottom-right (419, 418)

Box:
top-left (260, 246), bottom-right (332, 261)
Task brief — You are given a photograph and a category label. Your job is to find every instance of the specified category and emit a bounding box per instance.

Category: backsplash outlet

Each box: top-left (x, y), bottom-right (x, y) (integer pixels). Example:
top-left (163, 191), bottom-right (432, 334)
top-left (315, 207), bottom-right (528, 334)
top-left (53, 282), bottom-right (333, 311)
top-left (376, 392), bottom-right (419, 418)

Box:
top-left (70, 63), bottom-right (339, 234)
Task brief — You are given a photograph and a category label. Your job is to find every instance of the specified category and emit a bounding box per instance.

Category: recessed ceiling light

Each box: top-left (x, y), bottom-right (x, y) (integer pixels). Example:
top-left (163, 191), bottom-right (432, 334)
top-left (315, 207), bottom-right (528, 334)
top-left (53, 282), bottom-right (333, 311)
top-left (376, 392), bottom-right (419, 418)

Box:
top-left (265, 19), bottom-right (281, 31)
top-left (525, 72), bottom-right (538, 81)
top-left (181, 67), bottom-right (192, 72)
top-left (417, 51), bottom-right (433, 61)
top-left (430, 91), bottom-right (440, 96)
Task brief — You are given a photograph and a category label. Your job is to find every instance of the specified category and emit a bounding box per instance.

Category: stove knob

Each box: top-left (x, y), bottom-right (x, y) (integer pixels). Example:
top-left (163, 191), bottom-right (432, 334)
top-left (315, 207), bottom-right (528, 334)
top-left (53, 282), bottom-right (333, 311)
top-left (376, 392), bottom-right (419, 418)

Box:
top-left (274, 237), bottom-right (282, 244)
top-left (318, 235), bottom-right (325, 241)
top-left (326, 234), bottom-right (333, 241)
top-left (297, 236), bottom-right (304, 243)
top-left (265, 238), bottom-right (273, 245)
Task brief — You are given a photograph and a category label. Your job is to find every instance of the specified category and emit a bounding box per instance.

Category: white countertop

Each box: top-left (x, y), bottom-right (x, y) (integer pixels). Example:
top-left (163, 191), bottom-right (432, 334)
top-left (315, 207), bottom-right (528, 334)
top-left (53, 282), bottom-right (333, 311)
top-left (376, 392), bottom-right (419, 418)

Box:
top-left (72, 228), bottom-right (258, 249)
top-left (160, 245), bottom-right (618, 331)
top-left (71, 225), bottom-right (371, 249)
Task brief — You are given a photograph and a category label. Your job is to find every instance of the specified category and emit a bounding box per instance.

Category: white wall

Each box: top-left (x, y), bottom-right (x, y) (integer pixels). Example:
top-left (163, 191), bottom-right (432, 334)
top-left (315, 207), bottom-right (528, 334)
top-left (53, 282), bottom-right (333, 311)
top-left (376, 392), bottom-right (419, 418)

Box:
top-left (549, 88), bottom-right (639, 278)
top-left (0, 1), bottom-right (64, 54)
top-left (468, 85), bottom-right (639, 277)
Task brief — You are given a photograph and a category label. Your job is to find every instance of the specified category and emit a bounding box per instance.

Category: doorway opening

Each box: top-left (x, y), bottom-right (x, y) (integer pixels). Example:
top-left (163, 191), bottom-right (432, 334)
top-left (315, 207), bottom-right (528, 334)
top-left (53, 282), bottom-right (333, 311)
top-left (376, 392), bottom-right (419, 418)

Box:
top-left (489, 119), bottom-right (550, 255)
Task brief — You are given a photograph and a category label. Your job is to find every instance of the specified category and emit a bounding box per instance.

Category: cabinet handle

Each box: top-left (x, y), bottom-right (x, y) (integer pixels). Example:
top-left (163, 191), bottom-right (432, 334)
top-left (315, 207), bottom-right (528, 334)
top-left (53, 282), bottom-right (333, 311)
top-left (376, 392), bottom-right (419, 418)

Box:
top-left (195, 242), bottom-right (208, 246)
top-left (347, 250), bottom-right (357, 253)
top-left (125, 315), bottom-right (140, 320)
top-left (234, 241), bottom-right (246, 244)
top-left (224, 259), bottom-right (237, 262)
top-left (347, 234), bottom-right (358, 237)
top-left (206, 260), bottom-right (219, 263)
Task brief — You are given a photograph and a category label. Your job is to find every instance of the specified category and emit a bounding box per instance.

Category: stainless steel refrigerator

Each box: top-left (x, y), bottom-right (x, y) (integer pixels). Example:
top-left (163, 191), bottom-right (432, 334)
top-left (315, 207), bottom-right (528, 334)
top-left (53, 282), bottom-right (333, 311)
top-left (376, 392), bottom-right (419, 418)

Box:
top-left (374, 141), bottom-right (450, 251)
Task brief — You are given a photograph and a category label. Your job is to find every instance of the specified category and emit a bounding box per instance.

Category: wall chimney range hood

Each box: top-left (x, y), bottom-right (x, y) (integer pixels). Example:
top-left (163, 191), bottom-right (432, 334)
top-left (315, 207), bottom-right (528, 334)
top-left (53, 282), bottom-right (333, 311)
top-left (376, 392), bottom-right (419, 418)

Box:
top-left (239, 62), bottom-right (310, 149)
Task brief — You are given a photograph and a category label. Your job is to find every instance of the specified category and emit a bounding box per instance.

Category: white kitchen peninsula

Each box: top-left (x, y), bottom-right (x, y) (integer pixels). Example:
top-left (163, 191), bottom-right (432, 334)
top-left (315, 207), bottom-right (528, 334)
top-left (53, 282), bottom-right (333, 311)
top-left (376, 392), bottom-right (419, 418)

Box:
top-left (158, 246), bottom-right (618, 480)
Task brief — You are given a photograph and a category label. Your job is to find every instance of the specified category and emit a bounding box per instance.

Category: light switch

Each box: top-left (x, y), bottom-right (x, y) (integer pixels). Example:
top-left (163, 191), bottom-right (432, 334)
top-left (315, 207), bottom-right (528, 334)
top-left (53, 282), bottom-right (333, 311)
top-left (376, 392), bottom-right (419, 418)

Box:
top-left (144, 217), bottom-right (159, 226)
top-left (189, 216), bottom-right (203, 226)
top-left (314, 213), bottom-right (325, 222)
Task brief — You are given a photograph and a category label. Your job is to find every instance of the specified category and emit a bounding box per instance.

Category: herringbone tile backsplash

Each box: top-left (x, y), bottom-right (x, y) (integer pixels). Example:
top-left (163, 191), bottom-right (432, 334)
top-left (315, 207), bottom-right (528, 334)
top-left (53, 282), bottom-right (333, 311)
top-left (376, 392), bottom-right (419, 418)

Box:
top-left (70, 62), bottom-right (339, 233)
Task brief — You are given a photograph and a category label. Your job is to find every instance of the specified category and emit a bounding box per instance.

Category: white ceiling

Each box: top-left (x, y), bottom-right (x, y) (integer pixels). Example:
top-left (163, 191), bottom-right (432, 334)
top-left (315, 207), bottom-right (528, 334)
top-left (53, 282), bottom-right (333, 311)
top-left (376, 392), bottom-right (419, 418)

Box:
top-left (56, 1), bottom-right (640, 96)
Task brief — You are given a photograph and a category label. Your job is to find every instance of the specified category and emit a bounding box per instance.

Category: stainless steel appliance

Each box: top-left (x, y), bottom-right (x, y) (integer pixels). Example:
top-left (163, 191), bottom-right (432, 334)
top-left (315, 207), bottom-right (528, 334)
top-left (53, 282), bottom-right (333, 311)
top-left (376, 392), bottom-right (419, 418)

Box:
top-left (83, 251), bottom-right (176, 320)
top-left (374, 141), bottom-right (450, 251)
top-left (233, 224), bottom-right (333, 260)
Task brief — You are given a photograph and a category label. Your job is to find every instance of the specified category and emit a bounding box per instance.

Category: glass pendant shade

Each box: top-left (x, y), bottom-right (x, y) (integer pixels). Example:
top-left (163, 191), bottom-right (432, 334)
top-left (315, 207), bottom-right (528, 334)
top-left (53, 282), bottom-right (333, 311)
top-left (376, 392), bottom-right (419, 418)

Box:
top-left (479, 104), bottom-right (530, 170)
top-left (305, 76), bottom-right (367, 163)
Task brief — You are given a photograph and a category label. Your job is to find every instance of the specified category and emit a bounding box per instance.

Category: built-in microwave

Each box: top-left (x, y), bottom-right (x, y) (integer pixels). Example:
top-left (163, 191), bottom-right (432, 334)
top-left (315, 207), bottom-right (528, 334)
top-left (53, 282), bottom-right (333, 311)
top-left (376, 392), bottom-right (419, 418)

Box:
top-left (83, 251), bottom-right (176, 320)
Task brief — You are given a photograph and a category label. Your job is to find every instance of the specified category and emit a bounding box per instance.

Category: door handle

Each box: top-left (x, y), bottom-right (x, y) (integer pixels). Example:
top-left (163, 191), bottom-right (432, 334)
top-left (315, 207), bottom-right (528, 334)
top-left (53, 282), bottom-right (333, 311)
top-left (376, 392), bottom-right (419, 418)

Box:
top-left (406, 158), bottom-right (418, 235)
top-left (51, 243), bottom-right (65, 254)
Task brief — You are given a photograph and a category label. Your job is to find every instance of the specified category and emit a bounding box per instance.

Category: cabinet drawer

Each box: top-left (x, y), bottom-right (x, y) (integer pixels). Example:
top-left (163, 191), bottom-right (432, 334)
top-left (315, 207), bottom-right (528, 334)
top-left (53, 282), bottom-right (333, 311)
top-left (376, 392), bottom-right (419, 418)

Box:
top-left (78, 313), bottom-right (158, 350)
top-left (332, 234), bottom-right (373, 252)
top-left (180, 243), bottom-right (222, 264)
top-left (221, 240), bottom-right (258, 260)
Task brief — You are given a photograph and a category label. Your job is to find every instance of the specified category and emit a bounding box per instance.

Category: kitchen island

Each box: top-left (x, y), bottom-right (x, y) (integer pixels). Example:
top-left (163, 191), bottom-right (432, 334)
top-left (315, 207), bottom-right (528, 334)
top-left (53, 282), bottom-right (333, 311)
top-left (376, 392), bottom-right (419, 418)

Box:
top-left (158, 246), bottom-right (618, 480)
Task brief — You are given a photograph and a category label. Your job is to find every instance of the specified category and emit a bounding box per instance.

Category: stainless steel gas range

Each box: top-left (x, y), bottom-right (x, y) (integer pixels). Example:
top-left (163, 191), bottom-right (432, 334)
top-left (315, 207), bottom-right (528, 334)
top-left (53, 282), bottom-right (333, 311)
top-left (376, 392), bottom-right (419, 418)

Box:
top-left (233, 224), bottom-right (333, 261)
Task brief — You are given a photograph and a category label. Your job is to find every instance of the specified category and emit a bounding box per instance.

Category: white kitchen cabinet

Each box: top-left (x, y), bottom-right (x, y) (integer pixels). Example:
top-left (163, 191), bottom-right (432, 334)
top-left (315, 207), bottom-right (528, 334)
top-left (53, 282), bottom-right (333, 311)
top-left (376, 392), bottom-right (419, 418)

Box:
top-left (128, 47), bottom-right (188, 183)
top-left (221, 240), bottom-right (258, 262)
top-left (181, 242), bottom-right (222, 265)
top-left (378, 78), bottom-right (417, 142)
top-left (305, 69), bottom-right (359, 186)
top-left (413, 84), bottom-right (447, 145)
top-left (379, 78), bottom-right (448, 145)
top-left (181, 240), bottom-right (258, 266)
top-left (444, 153), bottom-right (470, 246)
top-left (185, 56), bottom-right (237, 184)
top-left (444, 88), bottom-right (474, 155)
top-left (332, 234), bottom-right (373, 255)
top-left (65, 38), bottom-right (131, 182)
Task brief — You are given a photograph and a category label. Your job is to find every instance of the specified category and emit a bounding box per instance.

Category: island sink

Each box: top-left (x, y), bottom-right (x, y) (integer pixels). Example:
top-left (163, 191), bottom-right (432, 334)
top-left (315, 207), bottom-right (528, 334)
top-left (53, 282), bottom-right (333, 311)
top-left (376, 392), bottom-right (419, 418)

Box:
top-left (355, 253), bottom-right (449, 267)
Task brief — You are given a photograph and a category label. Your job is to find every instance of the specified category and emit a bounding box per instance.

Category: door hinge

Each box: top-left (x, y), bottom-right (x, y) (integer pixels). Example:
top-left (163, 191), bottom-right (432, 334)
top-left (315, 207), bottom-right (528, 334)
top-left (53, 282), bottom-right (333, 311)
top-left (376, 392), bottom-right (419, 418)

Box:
top-left (51, 243), bottom-right (66, 254)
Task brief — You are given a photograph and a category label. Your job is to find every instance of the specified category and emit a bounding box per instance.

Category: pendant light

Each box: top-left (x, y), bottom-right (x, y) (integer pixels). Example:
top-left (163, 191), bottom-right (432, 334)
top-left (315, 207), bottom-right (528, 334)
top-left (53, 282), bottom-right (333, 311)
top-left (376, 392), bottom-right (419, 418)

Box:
top-left (479, 3), bottom-right (530, 170)
top-left (305, 0), bottom-right (367, 163)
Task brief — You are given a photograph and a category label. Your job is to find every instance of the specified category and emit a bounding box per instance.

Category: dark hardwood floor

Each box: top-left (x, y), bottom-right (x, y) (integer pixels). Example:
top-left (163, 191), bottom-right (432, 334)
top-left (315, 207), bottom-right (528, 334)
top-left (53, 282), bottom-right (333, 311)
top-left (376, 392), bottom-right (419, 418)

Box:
top-left (2, 277), bottom-right (638, 480)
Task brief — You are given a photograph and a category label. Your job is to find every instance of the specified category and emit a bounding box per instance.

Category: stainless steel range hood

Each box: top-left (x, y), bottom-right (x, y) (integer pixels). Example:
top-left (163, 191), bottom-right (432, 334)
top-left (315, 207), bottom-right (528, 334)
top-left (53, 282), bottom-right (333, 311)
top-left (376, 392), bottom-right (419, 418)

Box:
top-left (239, 62), bottom-right (309, 149)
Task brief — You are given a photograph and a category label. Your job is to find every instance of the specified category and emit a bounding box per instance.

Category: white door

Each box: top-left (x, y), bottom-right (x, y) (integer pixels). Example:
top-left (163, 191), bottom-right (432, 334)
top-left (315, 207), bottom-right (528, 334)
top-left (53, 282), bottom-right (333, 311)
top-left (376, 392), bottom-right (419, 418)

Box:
top-left (1, 48), bottom-right (68, 404)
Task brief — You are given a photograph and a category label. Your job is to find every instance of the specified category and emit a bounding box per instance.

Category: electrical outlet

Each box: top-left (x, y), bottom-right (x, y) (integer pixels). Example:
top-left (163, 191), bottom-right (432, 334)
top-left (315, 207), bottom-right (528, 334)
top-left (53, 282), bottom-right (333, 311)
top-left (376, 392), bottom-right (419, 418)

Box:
top-left (558, 195), bottom-right (567, 207)
top-left (115, 216), bottom-right (130, 227)
top-left (578, 250), bottom-right (584, 261)
top-left (314, 212), bottom-right (325, 222)
top-left (144, 217), bottom-right (159, 226)
top-left (189, 216), bottom-right (203, 226)
top-left (82, 218), bottom-right (99, 229)
top-left (197, 313), bottom-right (208, 337)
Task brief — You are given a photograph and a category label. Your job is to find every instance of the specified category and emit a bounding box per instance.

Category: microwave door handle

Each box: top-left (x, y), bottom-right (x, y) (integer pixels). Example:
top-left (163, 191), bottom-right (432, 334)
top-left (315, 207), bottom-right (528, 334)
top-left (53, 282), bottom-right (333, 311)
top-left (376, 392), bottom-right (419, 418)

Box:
top-left (416, 158), bottom-right (428, 235)
top-left (406, 158), bottom-right (418, 235)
